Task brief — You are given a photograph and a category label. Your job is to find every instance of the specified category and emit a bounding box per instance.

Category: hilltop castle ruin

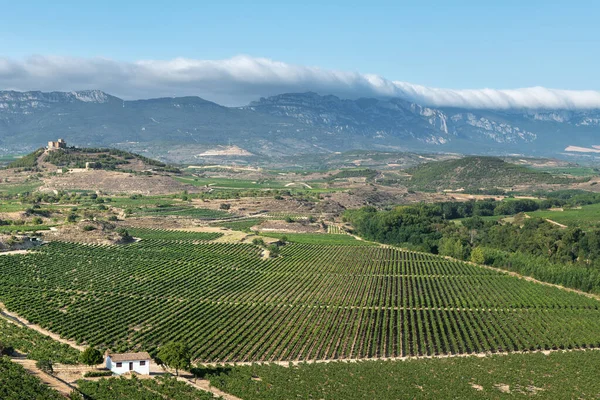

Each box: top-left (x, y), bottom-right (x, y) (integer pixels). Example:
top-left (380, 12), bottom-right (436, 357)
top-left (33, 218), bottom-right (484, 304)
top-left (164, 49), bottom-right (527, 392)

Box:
top-left (47, 139), bottom-right (67, 151)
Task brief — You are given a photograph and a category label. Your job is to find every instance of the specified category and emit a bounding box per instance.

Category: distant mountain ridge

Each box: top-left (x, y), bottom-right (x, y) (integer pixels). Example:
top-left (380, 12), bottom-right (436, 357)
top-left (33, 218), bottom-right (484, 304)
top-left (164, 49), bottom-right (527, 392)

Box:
top-left (1, 89), bottom-right (599, 159)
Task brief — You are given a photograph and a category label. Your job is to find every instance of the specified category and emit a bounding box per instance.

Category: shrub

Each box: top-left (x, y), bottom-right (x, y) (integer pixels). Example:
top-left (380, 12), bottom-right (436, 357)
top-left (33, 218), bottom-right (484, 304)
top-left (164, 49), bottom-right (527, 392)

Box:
top-left (0, 342), bottom-right (14, 356)
top-left (82, 225), bottom-right (96, 232)
top-left (36, 359), bottom-right (53, 374)
top-left (267, 244), bottom-right (280, 257)
top-left (80, 347), bottom-right (103, 367)
top-left (83, 370), bottom-right (113, 377)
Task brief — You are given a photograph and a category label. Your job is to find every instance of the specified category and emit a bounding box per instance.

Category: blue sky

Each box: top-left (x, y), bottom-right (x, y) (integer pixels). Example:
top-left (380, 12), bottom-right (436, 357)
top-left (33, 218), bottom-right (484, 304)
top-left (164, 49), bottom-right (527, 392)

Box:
top-left (1, 0), bottom-right (599, 106)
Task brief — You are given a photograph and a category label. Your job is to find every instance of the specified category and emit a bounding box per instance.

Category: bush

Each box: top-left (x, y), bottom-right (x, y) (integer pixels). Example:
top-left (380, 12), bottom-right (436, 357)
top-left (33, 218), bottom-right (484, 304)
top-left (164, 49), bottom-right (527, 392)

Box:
top-left (82, 225), bottom-right (96, 232)
top-left (80, 346), bottom-right (103, 366)
top-left (219, 203), bottom-right (231, 210)
top-left (83, 370), bottom-right (113, 377)
top-left (267, 244), bottom-right (280, 257)
top-left (0, 342), bottom-right (14, 356)
top-left (116, 228), bottom-right (134, 243)
top-left (36, 359), bottom-right (53, 374)
top-left (252, 238), bottom-right (265, 247)
top-left (285, 216), bottom-right (295, 223)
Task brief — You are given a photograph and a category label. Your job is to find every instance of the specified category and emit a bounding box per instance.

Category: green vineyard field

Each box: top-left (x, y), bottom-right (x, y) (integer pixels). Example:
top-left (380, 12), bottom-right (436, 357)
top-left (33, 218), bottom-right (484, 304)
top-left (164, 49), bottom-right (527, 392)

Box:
top-left (126, 228), bottom-right (223, 241)
top-left (0, 357), bottom-right (63, 400)
top-left (1, 232), bottom-right (600, 362)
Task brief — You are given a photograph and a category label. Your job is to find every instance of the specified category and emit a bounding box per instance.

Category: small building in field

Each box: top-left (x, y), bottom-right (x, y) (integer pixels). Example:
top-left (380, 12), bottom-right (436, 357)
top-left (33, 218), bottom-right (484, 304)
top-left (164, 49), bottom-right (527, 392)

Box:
top-left (47, 138), bottom-right (67, 151)
top-left (105, 352), bottom-right (151, 375)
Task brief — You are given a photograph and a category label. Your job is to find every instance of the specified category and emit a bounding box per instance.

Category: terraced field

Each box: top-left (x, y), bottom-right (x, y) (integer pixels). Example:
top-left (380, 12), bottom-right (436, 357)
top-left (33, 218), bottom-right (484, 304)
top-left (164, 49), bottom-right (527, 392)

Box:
top-left (0, 230), bottom-right (600, 362)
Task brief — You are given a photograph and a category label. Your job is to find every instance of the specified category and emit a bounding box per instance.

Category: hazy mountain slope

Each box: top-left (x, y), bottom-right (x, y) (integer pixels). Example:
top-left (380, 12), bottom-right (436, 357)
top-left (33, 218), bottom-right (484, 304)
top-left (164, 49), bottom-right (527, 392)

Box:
top-left (1, 90), bottom-right (599, 158)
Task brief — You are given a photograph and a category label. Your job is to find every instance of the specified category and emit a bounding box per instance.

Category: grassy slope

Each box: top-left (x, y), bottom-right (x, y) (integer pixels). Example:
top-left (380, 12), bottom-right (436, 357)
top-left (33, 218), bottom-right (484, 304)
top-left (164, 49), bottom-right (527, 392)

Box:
top-left (406, 156), bottom-right (575, 191)
top-left (527, 203), bottom-right (600, 229)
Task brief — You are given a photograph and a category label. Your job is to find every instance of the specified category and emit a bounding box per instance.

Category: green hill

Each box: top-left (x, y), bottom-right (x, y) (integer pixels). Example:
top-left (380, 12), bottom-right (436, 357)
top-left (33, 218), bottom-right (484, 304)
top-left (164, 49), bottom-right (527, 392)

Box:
top-left (405, 156), bottom-right (577, 191)
top-left (6, 147), bottom-right (179, 173)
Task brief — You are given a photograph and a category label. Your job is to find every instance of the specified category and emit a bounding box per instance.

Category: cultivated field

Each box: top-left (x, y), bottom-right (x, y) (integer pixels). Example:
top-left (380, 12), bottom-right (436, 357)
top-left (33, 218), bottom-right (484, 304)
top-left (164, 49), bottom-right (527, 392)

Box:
top-left (1, 229), bottom-right (600, 363)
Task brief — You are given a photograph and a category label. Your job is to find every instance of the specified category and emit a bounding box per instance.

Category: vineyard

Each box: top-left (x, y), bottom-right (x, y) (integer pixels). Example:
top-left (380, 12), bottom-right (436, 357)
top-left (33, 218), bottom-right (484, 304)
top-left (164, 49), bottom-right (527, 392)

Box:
top-left (77, 375), bottom-right (216, 400)
top-left (0, 232), bottom-right (600, 362)
top-left (203, 350), bottom-right (600, 399)
top-left (132, 205), bottom-right (231, 220)
top-left (0, 318), bottom-right (80, 364)
top-left (125, 228), bottom-right (223, 241)
top-left (0, 356), bottom-right (63, 400)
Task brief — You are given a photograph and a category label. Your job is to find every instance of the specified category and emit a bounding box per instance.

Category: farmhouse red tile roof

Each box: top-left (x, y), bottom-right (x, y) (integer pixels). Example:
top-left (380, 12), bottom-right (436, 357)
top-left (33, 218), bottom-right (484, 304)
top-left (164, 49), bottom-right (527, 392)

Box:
top-left (108, 352), bottom-right (151, 362)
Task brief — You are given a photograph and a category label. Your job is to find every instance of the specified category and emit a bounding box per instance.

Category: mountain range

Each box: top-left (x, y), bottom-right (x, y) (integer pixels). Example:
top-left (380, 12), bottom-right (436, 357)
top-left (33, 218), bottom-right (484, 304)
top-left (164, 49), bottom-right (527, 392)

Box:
top-left (1, 89), bottom-right (599, 160)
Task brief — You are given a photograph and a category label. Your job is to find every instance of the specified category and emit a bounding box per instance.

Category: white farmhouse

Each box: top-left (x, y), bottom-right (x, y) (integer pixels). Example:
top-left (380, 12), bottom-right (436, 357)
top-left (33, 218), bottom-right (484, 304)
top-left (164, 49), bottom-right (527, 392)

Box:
top-left (105, 352), bottom-right (151, 375)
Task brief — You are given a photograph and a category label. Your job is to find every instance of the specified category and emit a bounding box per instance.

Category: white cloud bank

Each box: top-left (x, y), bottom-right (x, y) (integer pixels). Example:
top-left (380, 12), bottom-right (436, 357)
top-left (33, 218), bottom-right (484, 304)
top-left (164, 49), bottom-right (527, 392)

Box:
top-left (1, 55), bottom-right (599, 109)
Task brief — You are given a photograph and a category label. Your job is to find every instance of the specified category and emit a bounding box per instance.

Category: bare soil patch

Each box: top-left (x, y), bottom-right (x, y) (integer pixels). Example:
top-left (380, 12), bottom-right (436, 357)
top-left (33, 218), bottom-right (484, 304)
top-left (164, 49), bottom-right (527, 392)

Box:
top-left (40, 170), bottom-right (196, 195)
top-left (42, 221), bottom-right (124, 245)
top-left (193, 196), bottom-right (319, 216)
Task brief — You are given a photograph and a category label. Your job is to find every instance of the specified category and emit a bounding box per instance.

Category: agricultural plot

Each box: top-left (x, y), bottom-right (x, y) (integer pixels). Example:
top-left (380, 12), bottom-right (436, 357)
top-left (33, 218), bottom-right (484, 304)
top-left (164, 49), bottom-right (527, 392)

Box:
top-left (263, 212), bottom-right (313, 220)
top-left (261, 232), bottom-right (373, 246)
top-left (527, 203), bottom-right (600, 229)
top-left (204, 350), bottom-right (600, 400)
top-left (326, 224), bottom-right (346, 234)
top-left (0, 357), bottom-right (64, 400)
top-left (132, 205), bottom-right (232, 220)
top-left (212, 218), bottom-right (265, 231)
top-left (125, 228), bottom-right (223, 241)
top-left (0, 235), bottom-right (600, 363)
top-left (77, 375), bottom-right (215, 400)
top-left (0, 318), bottom-right (80, 364)
top-left (175, 176), bottom-right (290, 189)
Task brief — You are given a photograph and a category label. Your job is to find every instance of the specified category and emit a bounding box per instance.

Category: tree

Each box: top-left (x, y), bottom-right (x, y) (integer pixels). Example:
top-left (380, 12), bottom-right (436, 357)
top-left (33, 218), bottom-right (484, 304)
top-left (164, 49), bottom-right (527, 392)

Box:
top-left (157, 342), bottom-right (190, 376)
top-left (470, 247), bottom-right (486, 264)
top-left (36, 359), bottom-right (53, 374)
top-left (116, 228), bottom-right (134, 243)
top-left (267, 244), bottom-right (280, 258)
top-left (0, 341), bottom-right (14, 356)
top-left (80, 346), bottom-right (103, 367)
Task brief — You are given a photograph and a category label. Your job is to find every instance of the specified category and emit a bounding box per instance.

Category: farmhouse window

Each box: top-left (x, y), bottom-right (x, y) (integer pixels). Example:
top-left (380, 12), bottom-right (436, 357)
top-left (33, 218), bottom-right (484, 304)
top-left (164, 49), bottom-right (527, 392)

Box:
top-left (116, 362), bottom-right (122, 367)
top-left (140, 361), bottom-right (146, 366)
